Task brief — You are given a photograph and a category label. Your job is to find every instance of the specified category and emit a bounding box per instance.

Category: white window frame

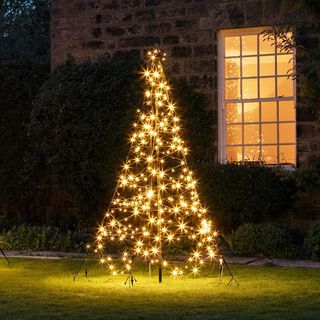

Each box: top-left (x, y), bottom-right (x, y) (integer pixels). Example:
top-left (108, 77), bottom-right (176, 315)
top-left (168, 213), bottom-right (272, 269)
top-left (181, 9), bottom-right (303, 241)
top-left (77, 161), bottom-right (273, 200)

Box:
top-left (217, 26), bottom-right (296, 165)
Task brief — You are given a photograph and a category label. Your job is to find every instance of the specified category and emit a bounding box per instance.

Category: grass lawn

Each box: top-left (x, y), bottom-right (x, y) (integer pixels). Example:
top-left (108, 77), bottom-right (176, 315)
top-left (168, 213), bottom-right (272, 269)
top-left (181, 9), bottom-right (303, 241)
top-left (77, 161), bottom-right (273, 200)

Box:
top-left (0, 258), bottom-right (319, 320)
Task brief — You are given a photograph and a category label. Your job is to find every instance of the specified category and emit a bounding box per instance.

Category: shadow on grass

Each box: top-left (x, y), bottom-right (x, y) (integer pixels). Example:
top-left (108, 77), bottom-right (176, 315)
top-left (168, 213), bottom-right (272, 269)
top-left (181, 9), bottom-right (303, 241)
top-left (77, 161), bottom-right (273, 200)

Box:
top-left (0, 259), bottom-right (319, 320)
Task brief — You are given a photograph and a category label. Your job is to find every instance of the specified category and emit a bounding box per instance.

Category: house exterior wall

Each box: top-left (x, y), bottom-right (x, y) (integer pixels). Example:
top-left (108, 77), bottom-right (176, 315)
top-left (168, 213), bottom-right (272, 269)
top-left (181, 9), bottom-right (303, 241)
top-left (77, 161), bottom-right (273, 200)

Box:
top-left (51, 0), bottom-right (320, 166)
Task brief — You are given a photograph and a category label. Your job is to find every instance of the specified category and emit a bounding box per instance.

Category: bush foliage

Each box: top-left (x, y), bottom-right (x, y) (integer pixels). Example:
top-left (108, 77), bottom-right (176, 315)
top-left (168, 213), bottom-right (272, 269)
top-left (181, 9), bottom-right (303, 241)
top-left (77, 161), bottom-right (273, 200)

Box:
top-left (25, 54), bottom-right (142, 226)
top-left (0, 54), bottom-right (319, 236)
top-left (304, 222), bottom-right (320, 260)
top-left (200, 163), bottom-right (296, 233)
top-left (0, 62), bottom-right (49, 225)
top-left (0, 224), bottom-right (89, 252)
top-left (229, 223), bottom-right (303, 258)
top-left (294, 158), bottom-right (320, 195)
top-left (23, 55), bottom-right (217, 227)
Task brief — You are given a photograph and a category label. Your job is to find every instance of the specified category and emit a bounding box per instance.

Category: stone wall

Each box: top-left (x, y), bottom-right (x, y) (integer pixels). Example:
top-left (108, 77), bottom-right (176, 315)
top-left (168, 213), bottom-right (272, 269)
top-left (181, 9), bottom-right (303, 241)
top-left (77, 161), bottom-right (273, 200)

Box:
top-left (51, 0), bottom-right (320, 165)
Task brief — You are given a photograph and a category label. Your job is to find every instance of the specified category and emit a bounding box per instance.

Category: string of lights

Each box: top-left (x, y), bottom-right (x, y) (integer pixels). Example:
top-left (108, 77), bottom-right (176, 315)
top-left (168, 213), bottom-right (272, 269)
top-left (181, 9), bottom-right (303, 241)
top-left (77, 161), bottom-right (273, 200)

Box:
top-left (95, 49), bottom-right (219, 282)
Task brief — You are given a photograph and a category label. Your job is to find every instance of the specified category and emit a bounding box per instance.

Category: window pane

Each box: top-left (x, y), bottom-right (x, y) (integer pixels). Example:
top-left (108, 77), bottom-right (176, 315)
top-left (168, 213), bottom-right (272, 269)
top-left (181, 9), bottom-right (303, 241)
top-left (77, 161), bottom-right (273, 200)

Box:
top-left (222, 31), bottom-right (295, 166)
top-left (260, 55), bottom-right (275, 76)
top-left (261, 101), bottom-right (277, 122)
top-left (244, 124), bottom-right (259, 144)
top-left (261, 123), bottom-right (277, 144)
top-left (244, 102), bottom-right (259, 122)
top-left (227, 125), bottom-right (242, 145)
top-left (244, 146), bottom-right (260, 161)
top-left (279, 123), bottom-right (295, 143)
top-left (261, 145), bottom-right (278, 164)
top-left (279, 145), bottom-right (296, 164)
top-left (225, 37), bottom-right (240, 57)
top-left (242, 78), bottom-right (258, 99)
top-left (242, 35), bottom-right (257, 56)
top-left (225, 79), bottom-right (240, 100)
top-left (277, 54), bottom-right (293, 75)
top-left (279, 101), bottom-right (295, 121)
top-left (242, 57), bottom-right (257, 77)
top-left (225, 58), bottom-right (240, 78)
top-left (260, 78), bottom-right (275, 98)
top-left (226, 103), bottom-right (242, 123)
top-left (259, 34), bottom-right (275, 54)
top-left (277, 76), bottom-right (293, 97)
top-left (226, 146), bottom-right (242, 162)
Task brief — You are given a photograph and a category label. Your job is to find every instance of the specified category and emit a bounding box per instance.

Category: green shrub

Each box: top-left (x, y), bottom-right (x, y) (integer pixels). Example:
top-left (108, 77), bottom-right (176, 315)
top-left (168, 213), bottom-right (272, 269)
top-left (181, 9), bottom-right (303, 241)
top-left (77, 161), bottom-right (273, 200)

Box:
top-left (228, 223), bottom-right (303, 258)
top-left (24, 56), bottom-right (215, 227)
top-left (0, 62), bottom-right (49, 225)
top-left (294, 157), bottom-right (320, 195)
top-left (0, 224), bottom-right (90, 252)
top-left (200, 163), bottom-right (296, 233)
top-left (25, 54), bottom-right (142, 225)
top-left (304, 222), bottom-right (320, 260)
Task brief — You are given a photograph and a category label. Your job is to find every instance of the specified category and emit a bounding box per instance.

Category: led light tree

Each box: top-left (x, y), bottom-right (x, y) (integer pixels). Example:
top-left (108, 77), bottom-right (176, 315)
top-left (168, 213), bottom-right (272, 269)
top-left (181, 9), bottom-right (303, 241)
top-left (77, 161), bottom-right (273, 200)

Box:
top-left (96, 49), bottom-right (219, 283)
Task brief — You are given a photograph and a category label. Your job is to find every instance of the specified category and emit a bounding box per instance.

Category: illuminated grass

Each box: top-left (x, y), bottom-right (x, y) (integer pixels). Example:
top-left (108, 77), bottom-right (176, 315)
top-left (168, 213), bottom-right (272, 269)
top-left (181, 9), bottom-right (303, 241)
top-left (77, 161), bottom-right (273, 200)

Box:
top-left (0, 258), bottom-right (319, 319)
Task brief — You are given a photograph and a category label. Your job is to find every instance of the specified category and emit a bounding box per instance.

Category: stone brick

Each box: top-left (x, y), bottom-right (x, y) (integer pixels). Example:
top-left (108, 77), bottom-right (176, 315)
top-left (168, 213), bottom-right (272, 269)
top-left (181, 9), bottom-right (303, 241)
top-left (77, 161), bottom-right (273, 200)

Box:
top-left (307, 154), bottom-right (320, 166)
top-left (95, 14), bottom-right (102, 23)
top-left (122, 13), bottom-right (133, 22)
top-left (298, 141), bottom-right (310, 152)
top-left (121, 0), bottom-right (141, 8)
top-left (94, 13), bottom-right (113, 23)
top-left (145, 23), bottom-right (171, 33)
top-left (51, 6), bottom-right (63, 16)
top-left (102, 0), bottom-right (120, 10)
top-left (182, 33), bottom-right (199, 43)
top-left (310, 140), bottom-right (320, 152)
top-left (190, 75), bottom-right (214, 90)
top-left (297, 107), bottom-right (319, 122)
top-left (241, 0), bottom-right (264, 25)
top-left (128, 24), bottom-right (142, 34)
top-left (171, 46), bottom-right (192, 58)
top-left (167, 62), bottom-right (180, 75)
top-left (163, 35), bottom-right (179, 45)
top-left (157, 7), bottom-right (186, 18)
top-left (82, 41), bottom-right (105, 49)
top-left (297, 124), bottom-right (315, 138)
top-left (120, 36), bottom-right (160, 48)
top-left (194, 45), bottom-right (214, 56)
top-left (226, 3), bottom-right (245, 25)
top-left (145, 0), bottom-right (171, 6)
top-left (175, 19), bottom-right (197, 29)
top-left (186, 4), bottom-right (207, 16)
top-left (88, 0), bottom-right (100, 9)
top-left (114, 49), bottom-right (141, 59)
top-left (106, 27), bottom-right (125, 36)
top-left (183, 59), bottom-right (215, 74)
top-left (74, 0), bottom-right (87, 13)
top-left (92, 28), bottom-right (102, 38)
top-left (199, 17), bottom-right (212, 30)
top-left (52, 0), bottom-right (320, 166)
top-left (135, 9), bottom-right (155, 21)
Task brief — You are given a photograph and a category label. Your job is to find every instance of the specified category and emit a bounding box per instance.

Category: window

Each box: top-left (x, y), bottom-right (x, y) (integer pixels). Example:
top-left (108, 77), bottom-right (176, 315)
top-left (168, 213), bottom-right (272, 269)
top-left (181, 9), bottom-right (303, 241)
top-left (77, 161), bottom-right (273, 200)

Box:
top-left (218, 27), bottom-right (296, 165)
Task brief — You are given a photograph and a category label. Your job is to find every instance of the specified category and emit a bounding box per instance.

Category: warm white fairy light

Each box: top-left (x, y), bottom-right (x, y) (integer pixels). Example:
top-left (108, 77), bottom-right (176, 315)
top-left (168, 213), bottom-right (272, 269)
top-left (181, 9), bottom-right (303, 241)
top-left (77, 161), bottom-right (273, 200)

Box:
top-left (95, 48), bottom-right (219, 278)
